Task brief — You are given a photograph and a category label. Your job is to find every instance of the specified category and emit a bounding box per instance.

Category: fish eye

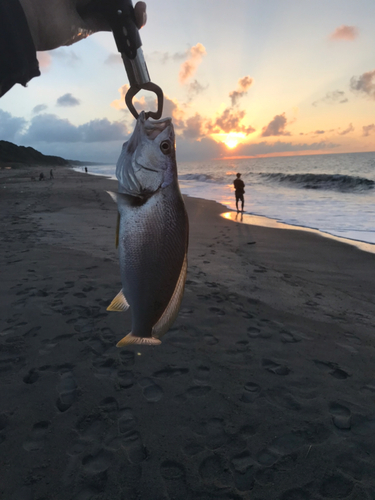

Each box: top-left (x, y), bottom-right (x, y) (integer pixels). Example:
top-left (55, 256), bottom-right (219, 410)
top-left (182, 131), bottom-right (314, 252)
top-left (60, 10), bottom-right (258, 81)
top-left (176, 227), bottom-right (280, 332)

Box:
top-left (160, 140), bottom-right (172, 155)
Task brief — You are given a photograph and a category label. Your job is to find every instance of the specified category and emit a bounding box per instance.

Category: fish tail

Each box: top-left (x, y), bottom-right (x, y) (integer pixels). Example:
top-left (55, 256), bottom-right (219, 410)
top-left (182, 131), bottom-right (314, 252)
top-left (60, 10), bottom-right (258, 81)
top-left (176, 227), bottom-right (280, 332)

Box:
top-left (116, 333), bottom-right (162, 347)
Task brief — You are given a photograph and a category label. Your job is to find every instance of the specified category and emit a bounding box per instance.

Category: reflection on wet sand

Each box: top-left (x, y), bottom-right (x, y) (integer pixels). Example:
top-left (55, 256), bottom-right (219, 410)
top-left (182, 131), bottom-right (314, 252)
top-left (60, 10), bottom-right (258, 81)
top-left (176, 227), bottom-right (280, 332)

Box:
top-left (221, 211), bottom-right (375, 255)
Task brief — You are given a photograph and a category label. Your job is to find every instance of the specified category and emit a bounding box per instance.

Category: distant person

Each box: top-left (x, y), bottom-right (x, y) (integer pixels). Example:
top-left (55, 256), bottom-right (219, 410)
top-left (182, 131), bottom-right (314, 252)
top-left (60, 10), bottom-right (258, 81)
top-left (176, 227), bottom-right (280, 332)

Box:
top-left (85, 167), bottom-right (88, 173)
top-left (39, 172), bottom-right (44, 181)
top-left (50, 168), bottom-right (53, 179)
top-left (233, 173), bottom-right (245, 212)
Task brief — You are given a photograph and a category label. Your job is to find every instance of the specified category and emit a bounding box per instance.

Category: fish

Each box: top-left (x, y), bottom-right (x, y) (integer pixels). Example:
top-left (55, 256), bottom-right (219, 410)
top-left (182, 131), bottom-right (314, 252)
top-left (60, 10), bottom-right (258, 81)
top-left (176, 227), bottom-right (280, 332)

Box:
top-left (107, 111), bottom-right (189, 347)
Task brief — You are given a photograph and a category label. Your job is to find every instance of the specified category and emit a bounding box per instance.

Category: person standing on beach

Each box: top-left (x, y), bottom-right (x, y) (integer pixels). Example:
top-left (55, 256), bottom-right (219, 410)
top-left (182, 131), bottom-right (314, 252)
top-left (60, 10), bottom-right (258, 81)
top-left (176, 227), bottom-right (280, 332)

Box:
top-left (50, 169), bottom-right (53, 179)
top-left (233, 173), bottom-right (245, 212)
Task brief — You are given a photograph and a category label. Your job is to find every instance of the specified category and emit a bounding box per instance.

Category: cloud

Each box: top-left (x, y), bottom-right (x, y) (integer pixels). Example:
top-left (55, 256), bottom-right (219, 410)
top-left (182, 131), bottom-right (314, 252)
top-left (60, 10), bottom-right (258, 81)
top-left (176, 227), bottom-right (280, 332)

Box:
top-left (208, 108), bottom-right (255, 136)
top-left (350, 70), bottom-right (375, 100)
top-left (23, 114), bottom-right (79, 143)
top-left (32, 104), bottom-right (48, 114)
top-left (0, 110), bottom-right (26, 141)
top-left (182, 114), bottom-right (204, 139)
top-left (229, 76), bottom-right (254, 106)
top-left (176, 137), bottom-right (226, 162)
top-left (338, 123), bottom-right (354, 135)
top-left (152, 50), bottom-right (188, 64)
top-left (362, 124), bottom-right (375, 137)
top-left (187, 79), bottom-right (208, 101)
top-left (314, 130), bottom-right (325, 135)
top-left (56, 93), bottom-right (81, 107)
top-left (179, 43), bottom-right (206, 84)
top-left (52, 48), bottom-right (80, 66)
top-left (261, 113), bottom-right (291, 137)
top-left (312, 90), bottom-right (348, 106)
top-left (330, 25), bottom-right (358, 41)
top-left (234, 141), bottom-right (340, 157)
top-left (21, 113), bottom-right (127, 143)
top-left (79, 119), bottom-right (127, 142)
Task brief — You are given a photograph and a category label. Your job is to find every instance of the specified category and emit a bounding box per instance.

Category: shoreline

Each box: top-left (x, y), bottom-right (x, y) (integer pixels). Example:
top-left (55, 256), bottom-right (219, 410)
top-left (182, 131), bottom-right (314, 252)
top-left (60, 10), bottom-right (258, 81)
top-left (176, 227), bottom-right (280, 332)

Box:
top-left (1, 163), bottom-right (375, 499)
top-left (71, 165), bottom-right (375, 253)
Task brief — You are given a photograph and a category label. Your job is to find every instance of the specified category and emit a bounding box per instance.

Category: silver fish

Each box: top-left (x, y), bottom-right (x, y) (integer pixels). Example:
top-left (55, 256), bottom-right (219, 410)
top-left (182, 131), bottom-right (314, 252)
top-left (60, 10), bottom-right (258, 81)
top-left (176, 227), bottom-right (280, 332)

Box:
top-left (107, 112), bottom-right (189, 347)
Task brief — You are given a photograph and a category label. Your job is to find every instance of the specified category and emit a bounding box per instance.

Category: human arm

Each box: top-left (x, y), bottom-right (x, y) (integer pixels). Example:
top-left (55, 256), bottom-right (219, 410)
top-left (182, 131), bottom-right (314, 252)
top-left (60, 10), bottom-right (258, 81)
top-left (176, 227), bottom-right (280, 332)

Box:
top-left (0, 0), bottom-right (146, 97)
top-left (18, 0), bottom-right (147, 51)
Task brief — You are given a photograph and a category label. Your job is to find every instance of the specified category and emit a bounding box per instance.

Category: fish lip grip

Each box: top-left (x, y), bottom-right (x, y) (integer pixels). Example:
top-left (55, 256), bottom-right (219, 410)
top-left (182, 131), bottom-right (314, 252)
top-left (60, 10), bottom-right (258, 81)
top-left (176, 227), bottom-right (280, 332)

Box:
top-left (106, 0), bottom-right (164, 120)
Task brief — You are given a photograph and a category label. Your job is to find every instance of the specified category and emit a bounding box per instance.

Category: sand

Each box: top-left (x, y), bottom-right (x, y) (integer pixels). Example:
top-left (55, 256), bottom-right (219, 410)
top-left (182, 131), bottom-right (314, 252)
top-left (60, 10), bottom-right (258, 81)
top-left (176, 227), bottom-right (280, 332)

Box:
top-left (1, 164), bottom-right (375, 500)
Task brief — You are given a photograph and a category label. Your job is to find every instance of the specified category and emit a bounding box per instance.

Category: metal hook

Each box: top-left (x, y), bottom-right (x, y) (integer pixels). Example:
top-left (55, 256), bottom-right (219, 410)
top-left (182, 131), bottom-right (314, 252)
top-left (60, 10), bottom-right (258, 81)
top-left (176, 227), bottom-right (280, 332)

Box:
top-left (125, 82), bottom-right (164, 120)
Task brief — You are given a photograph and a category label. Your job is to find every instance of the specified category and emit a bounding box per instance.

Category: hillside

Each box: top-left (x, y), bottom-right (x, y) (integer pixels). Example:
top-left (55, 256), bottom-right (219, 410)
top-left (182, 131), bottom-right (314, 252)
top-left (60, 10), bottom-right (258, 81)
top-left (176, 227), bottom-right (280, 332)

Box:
top-left (0, 140), bottom-right (68, 166)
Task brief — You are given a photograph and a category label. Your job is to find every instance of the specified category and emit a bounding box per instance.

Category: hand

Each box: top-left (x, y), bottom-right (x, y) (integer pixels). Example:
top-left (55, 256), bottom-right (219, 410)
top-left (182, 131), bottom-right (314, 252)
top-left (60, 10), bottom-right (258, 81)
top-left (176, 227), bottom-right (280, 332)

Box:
top-left (19, 0), bottom-right (147, 51)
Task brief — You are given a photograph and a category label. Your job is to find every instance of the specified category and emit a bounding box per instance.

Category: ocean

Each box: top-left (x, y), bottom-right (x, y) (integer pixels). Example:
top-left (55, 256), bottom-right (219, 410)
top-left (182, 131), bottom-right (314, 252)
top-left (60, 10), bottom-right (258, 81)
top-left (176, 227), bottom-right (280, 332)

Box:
top-left (74, 151), bottom-right (375, 251)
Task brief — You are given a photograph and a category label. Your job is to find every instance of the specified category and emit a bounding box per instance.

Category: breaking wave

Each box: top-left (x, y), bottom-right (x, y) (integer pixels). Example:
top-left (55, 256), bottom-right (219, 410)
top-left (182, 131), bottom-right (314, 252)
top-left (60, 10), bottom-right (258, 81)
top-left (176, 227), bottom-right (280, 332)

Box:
top-left (258, 173), bottom-right (375, 192)
top-left (179, 173), bottom-right (225, 183)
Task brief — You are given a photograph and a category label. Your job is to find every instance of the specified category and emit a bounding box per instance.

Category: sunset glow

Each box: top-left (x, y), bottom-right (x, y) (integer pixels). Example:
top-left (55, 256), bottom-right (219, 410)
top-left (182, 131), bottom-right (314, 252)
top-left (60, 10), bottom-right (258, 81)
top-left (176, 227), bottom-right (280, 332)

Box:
top-left (1, 1), bottom-right (375, 162)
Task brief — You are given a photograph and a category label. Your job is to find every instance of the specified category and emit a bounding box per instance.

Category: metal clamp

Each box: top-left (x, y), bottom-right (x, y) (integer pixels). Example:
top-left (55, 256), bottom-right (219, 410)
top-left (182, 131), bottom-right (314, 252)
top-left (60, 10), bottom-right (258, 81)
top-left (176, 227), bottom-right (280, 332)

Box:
top-left (125, 82), bottom-right (164, 120)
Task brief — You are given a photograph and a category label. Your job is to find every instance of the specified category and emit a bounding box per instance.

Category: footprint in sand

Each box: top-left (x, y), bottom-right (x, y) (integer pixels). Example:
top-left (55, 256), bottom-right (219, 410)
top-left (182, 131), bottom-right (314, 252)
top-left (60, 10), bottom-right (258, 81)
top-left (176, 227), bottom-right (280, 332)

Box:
top-left (23, 368), bottom-right (39, 384)
top-left (198, 454), bottom-right (232, 489)
top-left (265, 387), bottom-right (301, 411)
top-left (230, 450), bottom-right (255, 491)
top-left (81, 449), bottom-right (112, 474)
top-left (204, 418), bottom-right (229, 450)
top-left (314, 360), bottom-right (350, 379)
top-left (153, 366), bottom-right (189, 378)
top-left (319, 471), bottom-right (354, 498)
top-left (329, 402), bottom-right (351, 430)
top-left (193, 365), bottom-right (210, 384)
top-left (56, 370), bottom-right (77, 412)
top-left (241, 382), bottom-right (262, 403)
top-left (160, 460), bottom-right (190, 499)
top-left (23, 421), bottom-right (50, 451)
top-left (247, 326), bottom-right (272, 339)
top-left (119, 349), bottom-right (135, 367)
top-left (118, 409), bottom-right (145, 464)
top-left (138, 378), bottom-right (164, 402)
top-left (262, 359), bottom-right (290, 376)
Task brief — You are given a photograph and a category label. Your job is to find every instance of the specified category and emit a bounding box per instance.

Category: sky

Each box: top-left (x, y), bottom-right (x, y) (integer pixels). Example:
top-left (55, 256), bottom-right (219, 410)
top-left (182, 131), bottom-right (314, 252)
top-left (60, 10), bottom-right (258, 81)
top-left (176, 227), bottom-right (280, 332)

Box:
top-left (1, 0), bottom-right (375, 163)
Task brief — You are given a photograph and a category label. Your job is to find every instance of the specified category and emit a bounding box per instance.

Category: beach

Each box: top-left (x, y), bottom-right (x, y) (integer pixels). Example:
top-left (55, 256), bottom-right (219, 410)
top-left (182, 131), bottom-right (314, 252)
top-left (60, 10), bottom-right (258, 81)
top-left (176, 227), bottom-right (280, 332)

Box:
top-left (1, 164), bottom-right (375, 500)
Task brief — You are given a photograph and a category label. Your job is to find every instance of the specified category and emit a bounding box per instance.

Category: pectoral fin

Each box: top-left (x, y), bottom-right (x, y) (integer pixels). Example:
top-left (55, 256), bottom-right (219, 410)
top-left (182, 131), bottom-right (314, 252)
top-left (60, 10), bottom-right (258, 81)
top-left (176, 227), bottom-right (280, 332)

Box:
top-left (107, 289), bottom-right (130, 312)
top-left (152, 252), bottom-right (188, 339)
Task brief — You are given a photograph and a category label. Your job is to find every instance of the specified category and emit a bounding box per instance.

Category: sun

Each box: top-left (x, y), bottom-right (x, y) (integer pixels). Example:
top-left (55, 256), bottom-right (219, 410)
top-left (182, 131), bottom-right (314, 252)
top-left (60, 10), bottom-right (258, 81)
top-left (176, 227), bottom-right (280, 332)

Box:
top-left (225, 138), bottom-right (239, 149)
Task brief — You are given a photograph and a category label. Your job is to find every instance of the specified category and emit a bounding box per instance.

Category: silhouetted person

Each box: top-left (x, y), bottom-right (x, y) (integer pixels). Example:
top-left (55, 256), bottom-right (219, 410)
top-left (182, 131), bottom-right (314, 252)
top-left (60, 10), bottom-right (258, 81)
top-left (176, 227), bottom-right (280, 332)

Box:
top-left (233, 173), bottom-right (245, 212)
top-left (85, 167), bottom-right (88, 173)
top-left (39, 172), bottom-right (44, 181)
top-left (50, 168), bottom-right (53, 179)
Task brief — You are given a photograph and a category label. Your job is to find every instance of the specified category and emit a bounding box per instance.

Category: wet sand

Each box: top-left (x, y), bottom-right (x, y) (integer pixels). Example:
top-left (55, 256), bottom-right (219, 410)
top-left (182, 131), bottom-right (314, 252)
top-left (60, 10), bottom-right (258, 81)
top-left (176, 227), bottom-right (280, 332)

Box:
top-left (1, 164), bottom-right (375, 500)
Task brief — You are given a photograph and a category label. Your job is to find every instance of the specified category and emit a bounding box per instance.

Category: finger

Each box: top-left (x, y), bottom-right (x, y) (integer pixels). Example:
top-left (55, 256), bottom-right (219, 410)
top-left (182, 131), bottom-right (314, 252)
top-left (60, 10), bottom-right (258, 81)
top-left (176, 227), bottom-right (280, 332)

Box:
top-left (134, 1), bottom-right (147, 29)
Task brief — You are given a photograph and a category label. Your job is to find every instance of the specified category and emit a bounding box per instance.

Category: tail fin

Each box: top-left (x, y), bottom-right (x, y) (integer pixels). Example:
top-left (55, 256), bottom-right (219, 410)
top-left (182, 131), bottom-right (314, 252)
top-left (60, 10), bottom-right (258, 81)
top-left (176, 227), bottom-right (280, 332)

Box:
top-left (116, 333), bottom-right (162, 347)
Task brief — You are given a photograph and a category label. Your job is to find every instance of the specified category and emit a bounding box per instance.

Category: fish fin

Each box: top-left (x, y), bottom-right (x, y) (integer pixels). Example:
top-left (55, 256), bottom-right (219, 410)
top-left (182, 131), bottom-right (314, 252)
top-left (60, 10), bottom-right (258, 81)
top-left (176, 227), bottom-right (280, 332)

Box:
top-left (106, 190), bottom-right (118, 203)
top-left (107, 190), bottom-right (145, 209)
top-left (115, 212), bottom-right (120, 248)
top-left (116, 333), bottom-right (161, 347)
top-left (152, 252), bottom-right (188, 339)
top-left (107, 289), bottom-right (130, 312)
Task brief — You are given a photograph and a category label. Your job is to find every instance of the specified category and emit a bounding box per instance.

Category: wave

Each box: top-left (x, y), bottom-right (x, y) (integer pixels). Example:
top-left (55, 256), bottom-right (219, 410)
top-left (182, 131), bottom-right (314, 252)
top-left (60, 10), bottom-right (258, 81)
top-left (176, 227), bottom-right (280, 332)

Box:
top-left (179, 173), bottom-right (225, 183)
top-left (258, 173), bottom-right (375, 192)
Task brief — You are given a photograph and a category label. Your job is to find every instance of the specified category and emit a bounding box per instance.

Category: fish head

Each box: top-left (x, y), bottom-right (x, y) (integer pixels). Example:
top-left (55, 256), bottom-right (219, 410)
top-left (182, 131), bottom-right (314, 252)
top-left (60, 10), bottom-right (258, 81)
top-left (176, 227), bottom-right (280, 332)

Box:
top-left (116, 112), bottom-right (177, 195)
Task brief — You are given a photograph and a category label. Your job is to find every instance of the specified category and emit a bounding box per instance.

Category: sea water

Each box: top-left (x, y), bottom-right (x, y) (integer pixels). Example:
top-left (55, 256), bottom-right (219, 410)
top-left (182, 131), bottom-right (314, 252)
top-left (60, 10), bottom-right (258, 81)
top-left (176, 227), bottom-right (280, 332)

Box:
top-left (75, 151), bottom-right (375, 248)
